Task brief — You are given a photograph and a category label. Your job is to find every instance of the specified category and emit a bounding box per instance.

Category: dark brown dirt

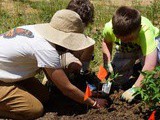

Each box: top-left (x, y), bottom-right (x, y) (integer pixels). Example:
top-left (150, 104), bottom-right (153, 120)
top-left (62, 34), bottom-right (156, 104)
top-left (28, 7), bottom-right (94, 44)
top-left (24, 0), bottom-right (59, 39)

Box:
top-left (36, 62), bottom-right (160, 120)
top-left (36, 70), bottom-right (160, 120)
top-left (36, 86), bottom-right (160, 120)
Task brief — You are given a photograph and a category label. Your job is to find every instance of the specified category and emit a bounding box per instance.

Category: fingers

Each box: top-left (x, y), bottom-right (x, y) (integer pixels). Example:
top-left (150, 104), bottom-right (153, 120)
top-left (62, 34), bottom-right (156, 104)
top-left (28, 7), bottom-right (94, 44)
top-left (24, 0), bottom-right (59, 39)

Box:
top-left (121, 90), bottom-right (135, 103)
top-left (108, 63), bottom-right (113, 72)
top-left (95, 98), bottom-right (108, 108)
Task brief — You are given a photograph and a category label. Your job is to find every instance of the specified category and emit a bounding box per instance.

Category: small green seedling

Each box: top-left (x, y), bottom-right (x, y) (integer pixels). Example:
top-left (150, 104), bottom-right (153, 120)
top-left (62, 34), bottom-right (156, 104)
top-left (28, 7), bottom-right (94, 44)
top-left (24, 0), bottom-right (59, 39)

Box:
top-left (107, 72), bottom-right (120, 82)
top-left (101, 72), bottom-right (120, 94)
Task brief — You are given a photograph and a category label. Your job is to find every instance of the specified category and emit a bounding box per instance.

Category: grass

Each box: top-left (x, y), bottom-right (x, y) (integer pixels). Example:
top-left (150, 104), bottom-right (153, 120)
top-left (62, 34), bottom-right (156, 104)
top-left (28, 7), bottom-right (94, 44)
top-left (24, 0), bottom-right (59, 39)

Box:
top-left (0, 0), bottom-right (160, 72)
top-left (0, 0), bottom-right (70, 33)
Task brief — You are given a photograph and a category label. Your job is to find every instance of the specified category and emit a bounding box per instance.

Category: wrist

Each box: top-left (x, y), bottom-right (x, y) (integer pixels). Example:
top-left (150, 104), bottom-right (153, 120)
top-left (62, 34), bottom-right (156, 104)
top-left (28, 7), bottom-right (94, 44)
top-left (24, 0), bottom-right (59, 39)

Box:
top-left (104, 63), bottom-right (110, 68)
top-left (129, 86), bottom-right (136, 93)
top-left (108, 62), bottom-right (112, 67)
top-left (89, 98), bottom-right (99, 108)
top-left (87, 98), bottom-right (95, 107)
top-left (132, 85), bottom-right (136, 88)
top-left (132, 84), bottom-right (140, 88)
top-left (92, 101), bottom-right (97, 107)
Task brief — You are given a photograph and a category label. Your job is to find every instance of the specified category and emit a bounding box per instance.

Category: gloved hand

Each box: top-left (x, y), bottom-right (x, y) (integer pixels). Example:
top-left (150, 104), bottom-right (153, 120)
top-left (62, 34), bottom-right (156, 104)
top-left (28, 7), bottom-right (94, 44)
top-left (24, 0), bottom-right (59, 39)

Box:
top-left (121, 85), bottom-right (136, 102)
top-left (104, 62), bottom-right (113, 73)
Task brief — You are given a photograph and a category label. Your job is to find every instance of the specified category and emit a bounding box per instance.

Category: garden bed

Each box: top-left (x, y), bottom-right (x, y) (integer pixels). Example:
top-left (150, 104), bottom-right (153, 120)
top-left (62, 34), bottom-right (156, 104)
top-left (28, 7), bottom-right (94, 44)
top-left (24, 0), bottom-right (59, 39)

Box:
top-left (37, 87), bottom-right (160, 120)
top-left (37, 69), bottom-right (160, 120)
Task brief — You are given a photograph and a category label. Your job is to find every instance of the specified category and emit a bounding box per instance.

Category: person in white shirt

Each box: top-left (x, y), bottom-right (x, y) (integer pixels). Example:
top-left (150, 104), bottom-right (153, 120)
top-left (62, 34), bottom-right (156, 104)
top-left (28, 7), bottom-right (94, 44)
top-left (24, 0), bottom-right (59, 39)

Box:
top-left (0, 9), bottom-right (107, 120)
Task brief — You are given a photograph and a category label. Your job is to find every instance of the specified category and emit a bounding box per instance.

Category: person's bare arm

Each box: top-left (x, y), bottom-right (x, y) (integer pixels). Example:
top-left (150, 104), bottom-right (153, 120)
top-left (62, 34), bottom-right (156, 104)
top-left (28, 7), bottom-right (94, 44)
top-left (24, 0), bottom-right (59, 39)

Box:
top-left (102, 39), bottom-right (113, 64)
top-left (44, 68), bottom-right (107, 108)
top-left (134, 49), bottom-right (158, 87)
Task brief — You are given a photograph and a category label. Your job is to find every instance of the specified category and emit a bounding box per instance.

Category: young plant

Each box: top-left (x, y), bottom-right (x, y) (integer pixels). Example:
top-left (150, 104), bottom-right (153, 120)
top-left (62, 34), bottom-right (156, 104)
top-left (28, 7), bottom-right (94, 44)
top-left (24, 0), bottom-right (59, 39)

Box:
top-left (102, 70), bottom-right (120, 94)
top-left (134, 66), bottom-right (160, 110)
top-left (107, 72), bottom-right (119, 82)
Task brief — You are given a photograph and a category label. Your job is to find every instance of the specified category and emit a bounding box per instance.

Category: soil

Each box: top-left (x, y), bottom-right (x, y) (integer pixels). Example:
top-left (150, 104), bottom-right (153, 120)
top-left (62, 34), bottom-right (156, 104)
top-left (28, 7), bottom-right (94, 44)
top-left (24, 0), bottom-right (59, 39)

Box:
top-left (36, 70), bottom-right (160, 120)
top-left (36, 87), bottom-right (160, 120)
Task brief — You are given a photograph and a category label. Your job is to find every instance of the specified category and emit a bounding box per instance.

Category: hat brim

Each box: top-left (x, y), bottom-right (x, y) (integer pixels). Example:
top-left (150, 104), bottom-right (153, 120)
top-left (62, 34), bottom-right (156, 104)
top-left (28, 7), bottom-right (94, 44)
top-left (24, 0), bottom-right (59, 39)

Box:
top-left (34, 23), bottom-right (95, 51)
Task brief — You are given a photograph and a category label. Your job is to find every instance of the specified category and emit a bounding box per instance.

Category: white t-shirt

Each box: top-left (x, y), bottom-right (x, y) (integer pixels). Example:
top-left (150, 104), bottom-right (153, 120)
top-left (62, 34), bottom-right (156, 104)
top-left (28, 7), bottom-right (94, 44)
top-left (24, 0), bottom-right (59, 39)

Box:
top-left (0, 25), bottom-right (61, 82)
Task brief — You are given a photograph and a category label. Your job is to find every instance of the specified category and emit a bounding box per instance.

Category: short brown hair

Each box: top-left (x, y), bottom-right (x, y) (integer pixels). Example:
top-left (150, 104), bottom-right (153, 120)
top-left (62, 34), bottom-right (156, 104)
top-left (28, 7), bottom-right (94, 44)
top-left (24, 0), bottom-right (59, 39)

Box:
top-left (67, 0), bottom-right (94, 26)
top-left (112, 6), bottom-right (141, 36)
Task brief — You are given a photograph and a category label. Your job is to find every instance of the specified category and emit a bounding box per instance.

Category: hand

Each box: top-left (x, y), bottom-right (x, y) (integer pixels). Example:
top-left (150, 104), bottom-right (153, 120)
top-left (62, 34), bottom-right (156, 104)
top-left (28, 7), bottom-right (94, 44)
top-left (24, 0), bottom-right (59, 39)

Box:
top-left (121, 86), bottom-right (136, 102)
top-left (104, 63), bottom-right (113, 73)
top-left (108, 63), bottom-right (113, 73)
top-left (92, 98), bottom-right (108, 109)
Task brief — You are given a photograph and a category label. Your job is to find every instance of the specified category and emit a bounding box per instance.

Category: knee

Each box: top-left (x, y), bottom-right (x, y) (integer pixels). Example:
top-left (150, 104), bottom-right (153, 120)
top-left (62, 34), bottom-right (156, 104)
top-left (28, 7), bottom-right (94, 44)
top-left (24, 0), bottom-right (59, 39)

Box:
top-left (24, 103), bottom-right (44, 120)
top-left (19, 96), bottom-right (44, 120)
top-left (61, 52), bottom-right (82, 73)
top-left (67, 62), bottom-right (82, 73)
top-left (0, 103), bottom-right (44, 120)
top-left (85, 45), bottom-right (94, 55)
top-left (88, 45), bottom-right (94, 52)
top-left (31, 104), bottom-right (44, 119)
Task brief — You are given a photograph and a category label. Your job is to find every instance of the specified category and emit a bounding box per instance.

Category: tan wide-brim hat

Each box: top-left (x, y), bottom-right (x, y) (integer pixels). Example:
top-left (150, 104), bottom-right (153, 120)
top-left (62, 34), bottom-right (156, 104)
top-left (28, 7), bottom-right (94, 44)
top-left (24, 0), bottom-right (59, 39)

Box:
top-left (35, 9), bottom-right (95, 51)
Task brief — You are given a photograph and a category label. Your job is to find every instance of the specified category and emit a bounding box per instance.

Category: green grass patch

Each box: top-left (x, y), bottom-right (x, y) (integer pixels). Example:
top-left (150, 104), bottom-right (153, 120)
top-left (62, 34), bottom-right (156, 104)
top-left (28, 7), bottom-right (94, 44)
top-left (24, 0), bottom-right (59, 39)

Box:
top-left (0, 0), bottom-right (160, 71)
